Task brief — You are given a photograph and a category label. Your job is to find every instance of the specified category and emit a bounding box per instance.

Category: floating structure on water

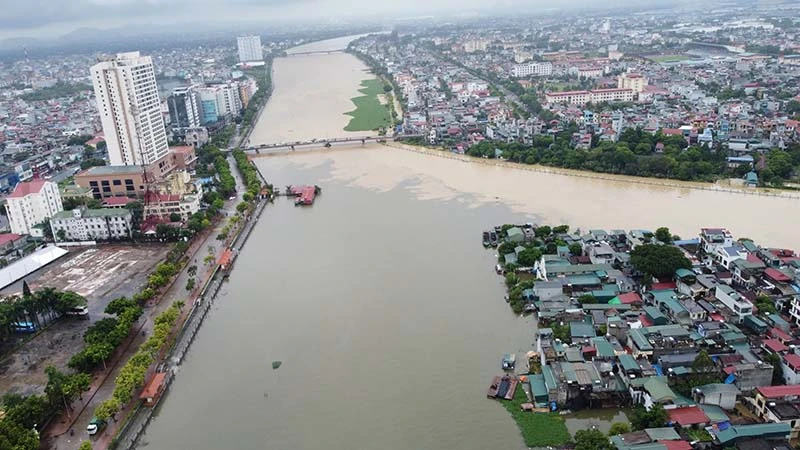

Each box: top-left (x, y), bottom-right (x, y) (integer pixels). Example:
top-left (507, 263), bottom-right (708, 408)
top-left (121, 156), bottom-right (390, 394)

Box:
top-left (502, 353), bottom-right (516, 371)
top-left (285, 185), bottom-right (322, 206)
top-left (487, 375), bottom-right (518, 401)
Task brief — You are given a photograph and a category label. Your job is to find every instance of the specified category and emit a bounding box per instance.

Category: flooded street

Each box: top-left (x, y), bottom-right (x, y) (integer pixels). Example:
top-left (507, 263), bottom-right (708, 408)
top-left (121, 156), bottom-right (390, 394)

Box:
top-left (140, 35), bottom-right (800, 450)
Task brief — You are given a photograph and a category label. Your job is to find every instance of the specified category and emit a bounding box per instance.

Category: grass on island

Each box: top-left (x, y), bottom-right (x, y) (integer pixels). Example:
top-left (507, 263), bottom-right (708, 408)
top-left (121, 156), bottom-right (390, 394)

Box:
top-left (499, 384), bottom-right (571, 447)
top-left (343, 78), bottom-right (392, 132)
top-left (649, 54), bottom-right (693, 63)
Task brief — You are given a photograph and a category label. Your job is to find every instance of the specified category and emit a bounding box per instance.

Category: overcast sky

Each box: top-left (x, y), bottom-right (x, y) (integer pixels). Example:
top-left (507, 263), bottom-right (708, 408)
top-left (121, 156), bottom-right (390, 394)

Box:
top-left (0, 0), bottom-right (671, 40)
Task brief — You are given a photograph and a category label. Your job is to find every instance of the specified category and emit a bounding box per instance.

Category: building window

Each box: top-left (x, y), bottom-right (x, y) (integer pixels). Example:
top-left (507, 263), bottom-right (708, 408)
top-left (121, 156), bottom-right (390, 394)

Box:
top-left (101, 180), bottom-right (110, 187)
top-left (113, 180), bottom-right (122, 186)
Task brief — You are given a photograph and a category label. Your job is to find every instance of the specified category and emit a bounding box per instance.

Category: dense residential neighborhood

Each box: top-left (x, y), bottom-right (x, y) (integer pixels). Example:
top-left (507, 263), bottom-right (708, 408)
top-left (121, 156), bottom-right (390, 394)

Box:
top-left (488, 222), bottom-right (800, 448)
top-left (351, 8), bottom-right (800, 186)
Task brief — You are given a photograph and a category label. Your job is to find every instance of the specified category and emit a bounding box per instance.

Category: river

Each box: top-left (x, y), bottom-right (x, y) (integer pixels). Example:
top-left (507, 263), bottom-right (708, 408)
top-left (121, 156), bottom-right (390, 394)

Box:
top-left (140, 35), bottom-right (535, 450)
top-left (140, 35), bottom-right (800, 450)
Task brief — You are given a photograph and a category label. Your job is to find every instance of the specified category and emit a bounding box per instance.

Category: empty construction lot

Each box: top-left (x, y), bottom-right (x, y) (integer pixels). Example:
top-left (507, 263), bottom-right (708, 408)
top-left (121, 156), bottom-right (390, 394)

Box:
top-left (0, 244), bottom-right (169, 395)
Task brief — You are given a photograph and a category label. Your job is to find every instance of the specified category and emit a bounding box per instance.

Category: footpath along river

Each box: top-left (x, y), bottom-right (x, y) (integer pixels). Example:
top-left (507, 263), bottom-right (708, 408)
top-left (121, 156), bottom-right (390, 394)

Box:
top-left (139, 35), bottom-right (800, 450)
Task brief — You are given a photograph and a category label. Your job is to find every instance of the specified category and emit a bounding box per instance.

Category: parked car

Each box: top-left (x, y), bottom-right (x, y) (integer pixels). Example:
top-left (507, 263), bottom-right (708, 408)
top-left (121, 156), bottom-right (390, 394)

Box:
top-left (12, 321), bottom-right (36, 333)
top-left (87, 417), bottom-right (106, 435)
top-left (66, 306), bottom-right (89, 319)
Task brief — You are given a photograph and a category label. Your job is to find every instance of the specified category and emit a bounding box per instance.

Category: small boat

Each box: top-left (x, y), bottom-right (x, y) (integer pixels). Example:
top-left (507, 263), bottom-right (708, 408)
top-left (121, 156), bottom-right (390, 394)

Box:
top-left (482, 231), bottom-right (491, 247)
top-left (502, 353), bottom-right (516, 371)
top-left (272, 361), bottom-right (282, 370)
top-left (489, 231), bottom-right (498, 247)
top-left (487, 375), bottom-right (501, 398)
top-left (495, 264), bottom-right (505, 275)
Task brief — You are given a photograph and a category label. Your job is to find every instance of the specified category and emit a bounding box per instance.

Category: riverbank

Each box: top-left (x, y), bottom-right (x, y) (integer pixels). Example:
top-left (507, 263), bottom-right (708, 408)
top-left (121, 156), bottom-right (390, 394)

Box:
top-left (110, 160), bottom-right (271, 450)
top-left (386, 141), bottom-right (800, 200)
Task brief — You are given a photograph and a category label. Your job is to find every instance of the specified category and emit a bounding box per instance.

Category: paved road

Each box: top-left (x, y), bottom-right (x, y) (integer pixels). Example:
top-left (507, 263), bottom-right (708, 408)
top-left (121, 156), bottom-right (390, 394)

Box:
top-left (47, 168), bottom-right (245, 450)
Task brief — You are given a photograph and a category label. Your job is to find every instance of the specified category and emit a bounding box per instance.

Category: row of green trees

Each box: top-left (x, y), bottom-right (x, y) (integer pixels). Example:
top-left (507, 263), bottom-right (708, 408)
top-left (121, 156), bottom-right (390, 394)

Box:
top-left (20, 82), bottom-right (92, 102)
top-left (0, 283), bottom-right (87, 341)
top-left (241, 62), bottom-right (273, 130)
top-left (95, 301), bottom-right (183, 421)
top-left (232, 149), bottom-right (265, 200)
top-left (68, 298), bottom-right (143, 372)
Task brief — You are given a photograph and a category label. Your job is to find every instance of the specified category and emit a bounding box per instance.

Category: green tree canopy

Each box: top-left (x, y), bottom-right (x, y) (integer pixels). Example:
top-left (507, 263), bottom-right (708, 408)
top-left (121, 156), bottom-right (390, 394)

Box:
top-left (630, 404), bottom-right (668, 430)
top-left (608, 422), bottom-right (631, 436)
top-left (630, 244), bottom-right (691, 278)
top-left (575, 428), bottom-right (613, 450)
top-left (654, 227), bottom-right (672, 244)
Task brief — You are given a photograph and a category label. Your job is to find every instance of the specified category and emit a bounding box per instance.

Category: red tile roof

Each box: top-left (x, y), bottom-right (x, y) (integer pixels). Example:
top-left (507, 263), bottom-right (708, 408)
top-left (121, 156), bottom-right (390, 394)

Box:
top-left (764, 339), bottom-right (788, 353)
top-left (0, 233), bottom-right (24, 245)
top-left (139, 372), bottom-right (167, 400)
top-left (618, 292), bottom-right (643, 304)
top-left (651, 282), bottom-right (677, 290)
top-left (659, 440), bottom-right (692, 450)
top-left (757, 385), bottom-right (800, 398)
top-left (769, 327), bottom-right (793, 342)
top-left (668, 406), bottom-right (709, 426)
top-left (103, 197), bottom-right (134, 206)
top-left (8, 180), bottom-right (47, 198)
top-left (764, 268), bottom-right (792, 283)
top-left (784, 354), bottom-right (800, 372)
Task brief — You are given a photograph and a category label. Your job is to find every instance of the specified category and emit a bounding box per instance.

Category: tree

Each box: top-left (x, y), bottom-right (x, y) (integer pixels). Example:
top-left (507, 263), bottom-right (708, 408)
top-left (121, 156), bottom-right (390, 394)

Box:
top-left (578, 294), bottom-right (597, 304)
top-left (79, 441), bottom-right (93, 450)
top-left (169, 213), bottom-right (182, 222)
top-left (534, 225), bottom-right (552, 238)
top-left (764, 352), bottom-right (784, 385)
top-left (754, 295), bottom-right (777, 315)
top-left (630, 404), bottom-right (668, 430)
top-left (105, 297), bottom-right (137, 316)
top-left (608, 422), bottom-right (630, 436)
top-left (568, 243), bottom-right (583, 256)
top-left (575, 428), bottom-right (613, 450)
top-left (22, 281), bottom-right (32, 299)
top-left (94, 397), bottom-right (120, 421)
top-left (517, 248), bottom-right (542, 266)
top-left (629, 244), bottom-right (691, 279)
top-left (654, 227), bottom-right (672, 244)
top-left (185, 278), bottom-right (196, 292)
top-left (552, 224), bottom-right (569, 234)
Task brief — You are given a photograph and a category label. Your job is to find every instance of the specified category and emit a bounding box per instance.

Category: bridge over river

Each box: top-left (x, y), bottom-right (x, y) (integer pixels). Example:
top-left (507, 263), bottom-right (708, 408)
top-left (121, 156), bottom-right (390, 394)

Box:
top-left (233, 135), bottom-right (423, 154)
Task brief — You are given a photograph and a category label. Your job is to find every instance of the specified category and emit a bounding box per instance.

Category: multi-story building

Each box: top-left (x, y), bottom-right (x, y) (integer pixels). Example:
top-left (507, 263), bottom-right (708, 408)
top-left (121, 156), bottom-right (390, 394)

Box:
top-left (545, 89), bottom-right (634, 106)
top-left (143, 192), bottom-right (201, 220)
top-left (463, 39), bottom-right (488, 53)
top-left (91, 52), bottom-right (170, 166)
top-left (237, 35), bottom-right (263, 63)
top-left (753, 385), bottom-right (800, 440)
top-left (197, 87), bottom-right (220, 124)
top-left (618, 73), bottom-right (648, 93)
top-left (714, 284), bottom-right (753, 323)
top-left (4, 180), bottom-right (63, 235)
top-left (167, 85), bottom-right (201, 130)
top-left (50, 208), bottom-right (133, 242)
top-left (511, 62), bottom-right (553, 78)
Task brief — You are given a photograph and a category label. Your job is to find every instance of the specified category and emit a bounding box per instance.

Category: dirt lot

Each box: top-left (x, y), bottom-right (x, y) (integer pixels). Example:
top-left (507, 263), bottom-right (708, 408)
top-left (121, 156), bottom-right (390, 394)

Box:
top-left (0, 244), bottom-right (169, 396)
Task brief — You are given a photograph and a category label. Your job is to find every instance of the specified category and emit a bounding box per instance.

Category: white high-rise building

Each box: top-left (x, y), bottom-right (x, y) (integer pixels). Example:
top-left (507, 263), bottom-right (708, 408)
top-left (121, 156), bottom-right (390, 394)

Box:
top-left (237, 35), bottom-right (263, 63)
top-left (91, 52), bottom-right (169, 166)
top-left (5, 180), bottom-right (63, 235)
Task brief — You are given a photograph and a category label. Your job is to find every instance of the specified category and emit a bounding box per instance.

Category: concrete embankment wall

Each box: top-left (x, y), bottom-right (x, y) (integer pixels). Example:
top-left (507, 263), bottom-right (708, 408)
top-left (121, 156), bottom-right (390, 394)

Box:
top-left (113, 163), bottom-right (270, 450)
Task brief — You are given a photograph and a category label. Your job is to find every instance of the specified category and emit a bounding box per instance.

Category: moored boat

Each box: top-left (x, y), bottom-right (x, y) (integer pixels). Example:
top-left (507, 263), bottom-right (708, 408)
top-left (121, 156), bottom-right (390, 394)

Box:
top-left (502, 353), bottom-right (516, 371)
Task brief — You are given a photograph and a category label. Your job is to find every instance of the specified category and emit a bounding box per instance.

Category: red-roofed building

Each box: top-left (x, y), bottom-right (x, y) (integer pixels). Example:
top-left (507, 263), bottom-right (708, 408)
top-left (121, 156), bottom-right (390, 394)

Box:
top-left (651, 282), bottom-right (677, 291)
top-left (668, 406), bottom-right (710, 427)
top-left (764, 268), bottom-right (792, 283)
top-left (659, 440), bottom-right (692, 450)
top-left (0, 233), bottom-right (28, 255)
top-left (4, 179), bottom-right (63, 235)
top-left (769, 327), bottom-right (793, 344)
top-left (757, 385), bottom-right (800, 399)
top-left (140, 372), bottom-right (167, 407)
top-left (618, 292), bottom-right (643, 305)
top-left (763, 339), bottom-right (789, 354)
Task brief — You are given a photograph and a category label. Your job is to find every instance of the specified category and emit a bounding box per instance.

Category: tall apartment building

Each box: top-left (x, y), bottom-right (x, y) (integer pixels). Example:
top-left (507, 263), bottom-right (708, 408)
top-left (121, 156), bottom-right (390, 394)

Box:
top-left (237, 35), bottom-right (263, 63)
top-left (4, 180), bottom-right (63, 235)
top-left (91, 52), bottom-right (169, 166)
top-left (197, 83), bottom-right (243, 123)
top-left (197, 87), bottom-right (219, 124)
top-left (167, 85), bottom-right (201, 130)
